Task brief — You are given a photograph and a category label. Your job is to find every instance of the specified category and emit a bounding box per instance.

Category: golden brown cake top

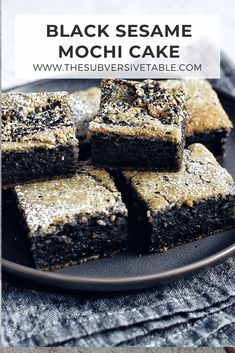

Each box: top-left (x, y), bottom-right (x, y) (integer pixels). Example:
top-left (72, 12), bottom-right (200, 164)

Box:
top-left (69, 87), bottom-right (100, 138)
top-left (163, 79), bottom-right (233, 135)
top-left (2, 92), bottom-right (78, 152)
top-left (122, 143), bottom-right (235, 214)
top-left (15, 164), bottom-right (127, 236)
top-left (89, 79), bottom-right (187, 143)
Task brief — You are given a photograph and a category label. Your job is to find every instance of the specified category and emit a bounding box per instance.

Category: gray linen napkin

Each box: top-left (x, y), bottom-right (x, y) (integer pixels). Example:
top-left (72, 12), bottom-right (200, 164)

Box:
top-left (0, 348), bottom-right (227, 352)
top-left (2, 256), bottom-right (235, 347)
top-left (2, 54), bottom-right (235, 348)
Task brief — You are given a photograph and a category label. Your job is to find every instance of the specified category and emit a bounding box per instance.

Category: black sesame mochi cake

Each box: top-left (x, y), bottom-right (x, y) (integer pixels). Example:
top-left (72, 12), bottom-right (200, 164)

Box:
top-left (2, 92), bottom-right (79, 188)
top-left (118, 144), bottom-right (235, 253)
top-left (69, 87), bottom-right (101, 159)
top-left (69, 87), bottom-right (101, 139)
top-left (14, 164), bottom-right (128, 270)
top-left (89, 79), bottom-right (187, 171)
top-left (163, 79), bottom-right (233, 158)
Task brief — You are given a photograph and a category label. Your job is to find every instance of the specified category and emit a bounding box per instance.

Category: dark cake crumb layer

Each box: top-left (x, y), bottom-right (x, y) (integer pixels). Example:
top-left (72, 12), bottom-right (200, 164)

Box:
top-left (2, 145), bottom-right (78, 188)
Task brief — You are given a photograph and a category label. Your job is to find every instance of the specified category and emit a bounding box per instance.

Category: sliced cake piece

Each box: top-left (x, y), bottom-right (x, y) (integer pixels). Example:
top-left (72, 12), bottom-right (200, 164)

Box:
top-left (69, 87), bottom-right (100, 159)
top-left (2, 92), bottom-right (79, 188)
top-left (118, 144), bottom-right (235, 253)
top-left (69, 87), bottom-right (100, 139)
top-left (89, 79), bottom-right (187, 171)
top-left (14, 164), bottom-right (128, 270)
top-left (163, 79), bottom-right (233, 157)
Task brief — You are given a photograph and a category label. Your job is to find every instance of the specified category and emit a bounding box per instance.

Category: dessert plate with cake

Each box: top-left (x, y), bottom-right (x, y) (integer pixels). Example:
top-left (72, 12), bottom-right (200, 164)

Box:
top-left (2, 78), bottom-right (235, 292)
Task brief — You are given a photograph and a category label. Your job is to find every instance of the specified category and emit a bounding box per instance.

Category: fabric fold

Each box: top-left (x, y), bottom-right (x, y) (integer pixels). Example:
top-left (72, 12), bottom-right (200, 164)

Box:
top-left (2, 257), bottom-right (235, 347)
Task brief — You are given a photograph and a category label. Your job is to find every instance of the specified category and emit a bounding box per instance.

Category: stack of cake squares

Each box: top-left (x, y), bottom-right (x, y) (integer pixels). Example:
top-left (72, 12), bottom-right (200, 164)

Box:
top-left (88, 79), bottom-right (235, 254)
top-left (2, 79), bottom-right (235, 270)
top-left (2, 91), bottom-right (128, 270)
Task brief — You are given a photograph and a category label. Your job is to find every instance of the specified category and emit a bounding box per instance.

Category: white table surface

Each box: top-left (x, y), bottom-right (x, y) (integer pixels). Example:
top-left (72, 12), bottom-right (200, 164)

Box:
top-left (2, 0), bottom-right (235, 89)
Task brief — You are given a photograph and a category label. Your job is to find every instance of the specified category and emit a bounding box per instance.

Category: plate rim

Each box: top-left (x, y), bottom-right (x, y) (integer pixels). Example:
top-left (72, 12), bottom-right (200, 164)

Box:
top-left (2, 243), bottom-right (235, 292)
top-left (2, 79), bottom-right (235, 292)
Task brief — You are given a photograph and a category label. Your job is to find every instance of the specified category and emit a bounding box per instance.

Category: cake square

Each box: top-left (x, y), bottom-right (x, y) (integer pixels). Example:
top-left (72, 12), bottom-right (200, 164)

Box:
top-left (2, 92), bottom-right (79, 188)
top-left (119, 144), bottom-right (235, 253)
top-left (14, 164), bottom-right (128, 270)
top-left (163, 79), bottom-right (233, 157)
top-left (89, 79), bottom-right (187, 171)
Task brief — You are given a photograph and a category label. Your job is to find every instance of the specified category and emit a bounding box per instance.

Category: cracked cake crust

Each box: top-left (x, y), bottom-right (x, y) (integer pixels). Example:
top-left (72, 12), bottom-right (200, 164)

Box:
top-left (123, 143), bottom-right (235, 210)
top-left (163, 79), bottom-right (233, 157)
top-left (2, 92), bottom-right (78, 151)
top-left (89, 79), bottom-right (187, 142)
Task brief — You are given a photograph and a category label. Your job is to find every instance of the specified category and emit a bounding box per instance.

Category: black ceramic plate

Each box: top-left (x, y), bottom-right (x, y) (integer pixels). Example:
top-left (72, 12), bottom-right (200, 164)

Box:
top-left (2, 79), bottom-right (235, 292)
